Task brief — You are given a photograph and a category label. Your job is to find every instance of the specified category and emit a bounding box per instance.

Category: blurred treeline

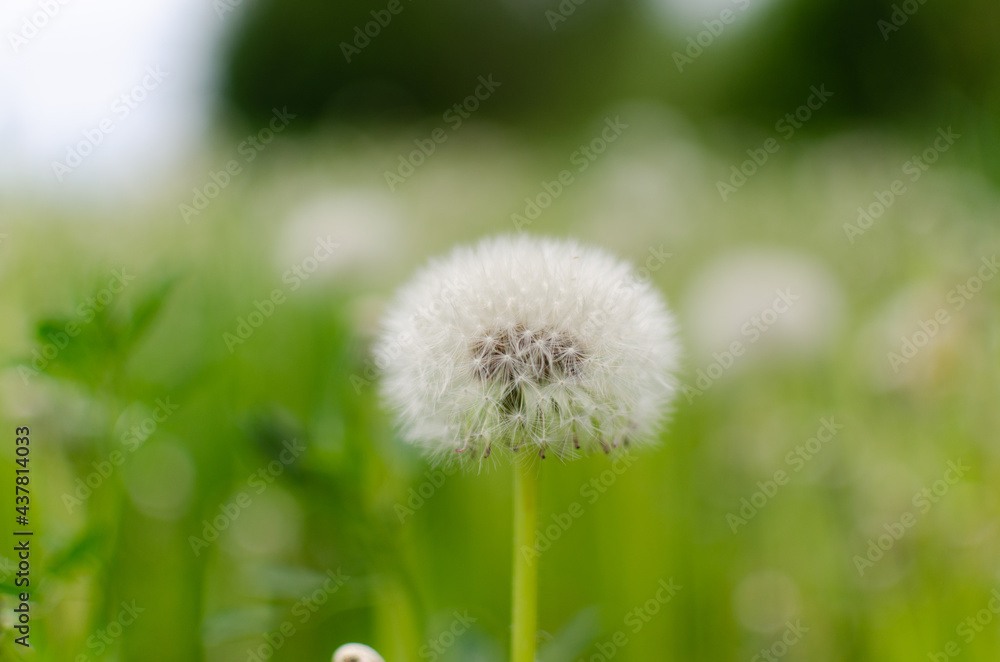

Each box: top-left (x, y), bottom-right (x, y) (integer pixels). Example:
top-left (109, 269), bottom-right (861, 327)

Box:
top-left (222, 0), bottom-right (1000, 142)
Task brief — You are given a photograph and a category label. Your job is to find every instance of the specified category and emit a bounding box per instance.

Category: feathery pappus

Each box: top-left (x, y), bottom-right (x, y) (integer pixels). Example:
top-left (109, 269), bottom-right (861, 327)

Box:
top-left (376, 235), bottom-right (681, 467)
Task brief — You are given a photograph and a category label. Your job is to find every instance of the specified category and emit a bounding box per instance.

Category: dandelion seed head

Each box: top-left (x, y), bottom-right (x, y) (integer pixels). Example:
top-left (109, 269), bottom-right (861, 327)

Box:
top-left (333, 643), bottom-right (385, 662)
top-left (377, 234), bottom-right (681, 468)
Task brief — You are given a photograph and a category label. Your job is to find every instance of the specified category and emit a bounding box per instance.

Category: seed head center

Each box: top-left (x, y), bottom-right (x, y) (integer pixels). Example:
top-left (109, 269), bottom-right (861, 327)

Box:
top-left (471, 324), bottom-right (584, 383)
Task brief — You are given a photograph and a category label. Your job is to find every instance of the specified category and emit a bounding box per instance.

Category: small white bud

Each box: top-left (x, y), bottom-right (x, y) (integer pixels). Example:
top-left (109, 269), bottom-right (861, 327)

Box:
top-left (333, 643), bottom-right (386, 662)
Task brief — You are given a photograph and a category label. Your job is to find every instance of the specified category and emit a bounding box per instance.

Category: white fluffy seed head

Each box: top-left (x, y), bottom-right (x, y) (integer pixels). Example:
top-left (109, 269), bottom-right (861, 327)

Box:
top-left (333, 643), bottom-right (386, 662)
top-left (376, 235), bottom-right (681, 468)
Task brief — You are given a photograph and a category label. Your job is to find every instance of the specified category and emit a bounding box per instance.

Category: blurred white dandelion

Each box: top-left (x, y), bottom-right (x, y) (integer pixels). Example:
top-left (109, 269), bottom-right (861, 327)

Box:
top-left (683, 248), bottom-right (845, 361)
top-left (858, 282), bottom-right (965, 392)
top-left (275, 189), bottom-right (408, 285)
top-left (732, 569), bottom-right (802, 634)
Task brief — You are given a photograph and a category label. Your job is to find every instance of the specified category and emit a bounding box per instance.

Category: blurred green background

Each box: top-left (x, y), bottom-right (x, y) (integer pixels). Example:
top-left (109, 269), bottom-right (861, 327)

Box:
top-left (1, 0), bottom-right (999, 660)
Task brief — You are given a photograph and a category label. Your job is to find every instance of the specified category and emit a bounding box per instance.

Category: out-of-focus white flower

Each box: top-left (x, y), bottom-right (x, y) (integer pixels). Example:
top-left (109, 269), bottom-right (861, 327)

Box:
top-left (732, 569), bottom-right (801, 634)
top-left (0, 372), bottom-right (106, 448)
top-left (275, 190), bottom-right (407, 284)
top-left (376, 235), bottom-right (681, 467)
top-left (683, 249), bottom-right (844, 361)
top-left (578, 105), bottom-right (707, 251)
top-left (224, 486), bottom-right (303, 558)
top-left (858, 282), bottom-right (965, 392)
top-left (122, 439), bottom-right (195, 521)
top-left (333, 643), bottom-right (386, 662)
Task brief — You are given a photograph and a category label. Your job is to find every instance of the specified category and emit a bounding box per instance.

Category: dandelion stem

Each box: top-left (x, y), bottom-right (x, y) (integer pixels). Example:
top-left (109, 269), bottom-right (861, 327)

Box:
top-left (512, 459), bottom-right (538, 662)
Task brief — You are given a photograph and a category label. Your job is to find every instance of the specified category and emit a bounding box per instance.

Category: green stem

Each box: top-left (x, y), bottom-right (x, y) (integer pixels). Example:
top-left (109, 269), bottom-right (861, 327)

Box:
top-left (512, 460), bottom-right (538, 662)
